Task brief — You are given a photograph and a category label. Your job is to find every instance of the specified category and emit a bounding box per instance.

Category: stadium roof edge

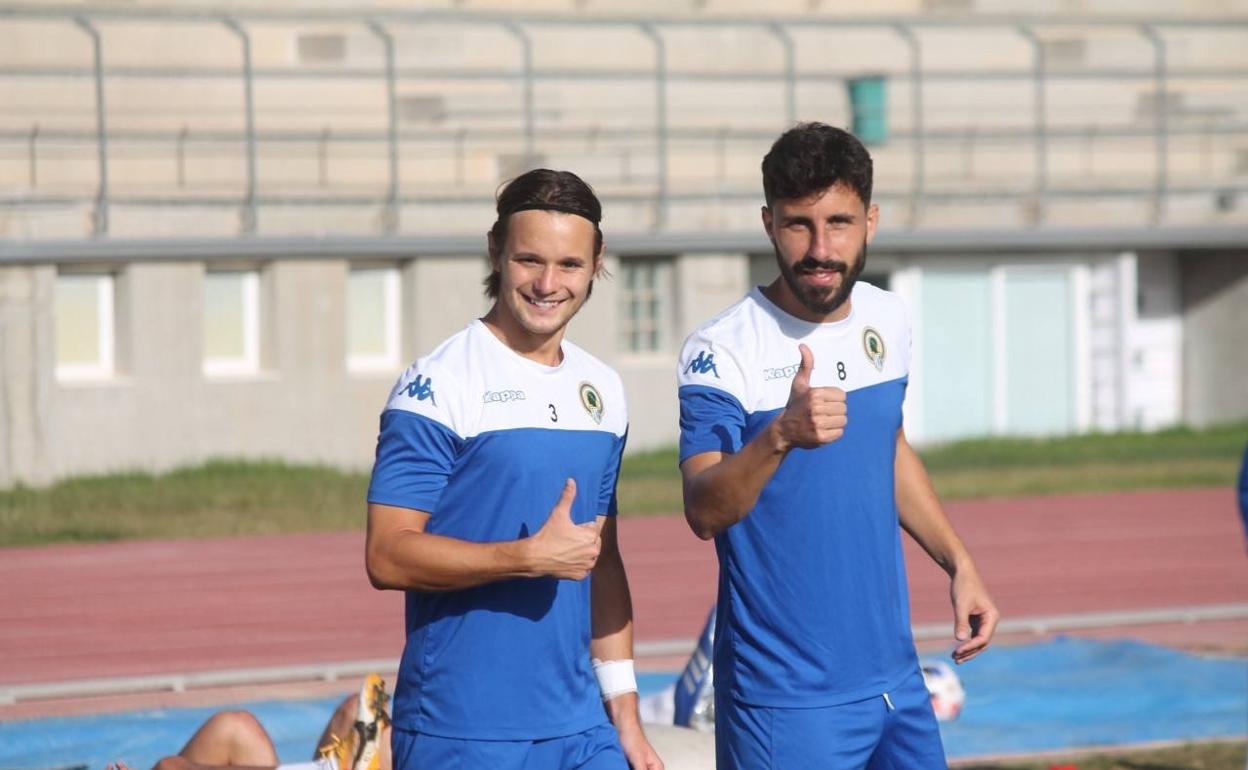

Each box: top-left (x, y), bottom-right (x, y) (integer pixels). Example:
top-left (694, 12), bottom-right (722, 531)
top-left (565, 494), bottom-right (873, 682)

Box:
top-left (1, 226), bottom-right (1245, 265)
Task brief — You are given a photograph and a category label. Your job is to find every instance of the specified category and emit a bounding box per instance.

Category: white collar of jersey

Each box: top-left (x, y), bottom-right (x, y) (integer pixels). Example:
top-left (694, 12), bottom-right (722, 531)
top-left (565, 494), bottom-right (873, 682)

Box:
top-left (750, 286), bottom-right (857, 337)
top-left (473, 319), bottom-right (571, 374)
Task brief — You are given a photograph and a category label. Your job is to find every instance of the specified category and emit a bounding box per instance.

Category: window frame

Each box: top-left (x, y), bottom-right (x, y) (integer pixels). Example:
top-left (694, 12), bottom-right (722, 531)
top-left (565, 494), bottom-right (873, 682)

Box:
top-left (54, 271), bottom-right (116, 382)
top-left (346, 264), bottom-right (402, 374)
top-left (202, 269), bottom-right (261, 378)
top-left (617, 257), bottom-right (674, 356)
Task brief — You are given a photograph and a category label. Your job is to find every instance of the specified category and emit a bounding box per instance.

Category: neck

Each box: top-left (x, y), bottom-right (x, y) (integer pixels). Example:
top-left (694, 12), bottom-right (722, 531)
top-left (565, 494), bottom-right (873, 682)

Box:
top-left (481, 306), bottom-right (565, 366)
top-left (761, 280), bottom-right (853, 324)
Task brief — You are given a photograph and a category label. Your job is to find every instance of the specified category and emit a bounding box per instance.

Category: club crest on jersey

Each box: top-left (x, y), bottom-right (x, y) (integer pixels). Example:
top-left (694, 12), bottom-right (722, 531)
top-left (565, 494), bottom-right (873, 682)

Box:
top-left (579, 382), bottom-right (604, 424)
top-left (862, 327), bottom-right (886, 372)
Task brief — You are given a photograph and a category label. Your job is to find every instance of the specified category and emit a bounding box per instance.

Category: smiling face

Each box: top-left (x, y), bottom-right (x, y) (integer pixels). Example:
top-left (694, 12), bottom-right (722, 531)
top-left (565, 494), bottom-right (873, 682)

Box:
top-left (486, 208), bottom-right (602, 361)
top-left (762, 182), bottom-right (878, 323)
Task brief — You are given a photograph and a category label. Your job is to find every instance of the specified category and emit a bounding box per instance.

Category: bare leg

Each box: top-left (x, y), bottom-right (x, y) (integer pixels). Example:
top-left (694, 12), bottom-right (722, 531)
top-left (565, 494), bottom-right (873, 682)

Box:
top-left (174, 710), bottom-right (279, 768)
top-left (312, 695), bottom-right (358, 760)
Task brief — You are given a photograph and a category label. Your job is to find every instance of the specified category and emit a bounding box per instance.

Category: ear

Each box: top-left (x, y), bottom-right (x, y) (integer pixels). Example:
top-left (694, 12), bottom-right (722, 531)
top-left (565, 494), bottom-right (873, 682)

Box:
top-left (487, 230), bottom-right (502, 270)
top-left (865, 203), bottom-right (880, 245)
top-left (761, 205), bottom-right (775, 243)
top-left (593, 238), bottom-right (606, 277)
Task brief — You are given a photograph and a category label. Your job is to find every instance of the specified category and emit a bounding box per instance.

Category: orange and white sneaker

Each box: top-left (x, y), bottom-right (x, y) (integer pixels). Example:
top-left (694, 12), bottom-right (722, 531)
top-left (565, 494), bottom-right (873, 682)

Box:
top-left (318, 673), bottom-right (391, 770)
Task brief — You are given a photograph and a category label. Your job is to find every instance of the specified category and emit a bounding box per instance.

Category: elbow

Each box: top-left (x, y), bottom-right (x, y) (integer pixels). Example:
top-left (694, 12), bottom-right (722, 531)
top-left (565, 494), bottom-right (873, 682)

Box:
top-left (365, 561), bottom-right (396, 591)
top-left (682, 487), bottom-right (720, 541)
top-left (366, 567), bottom-right (393, 591)
top-left (684, 507), bottom-right (719, 541)
top-left (691, 528), bottom-right (716, 542)
top-left (692, 526), bottom-right (717, 542)
top-left (364, 545), bottom-right (405, 591)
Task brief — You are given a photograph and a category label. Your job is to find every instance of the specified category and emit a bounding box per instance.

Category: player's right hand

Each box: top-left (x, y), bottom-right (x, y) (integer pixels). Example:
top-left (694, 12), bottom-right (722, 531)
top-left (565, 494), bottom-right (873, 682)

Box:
top-left (528, 479), bottom-right (602, 580)
top-left (775, 343), bottom-right (848, 450)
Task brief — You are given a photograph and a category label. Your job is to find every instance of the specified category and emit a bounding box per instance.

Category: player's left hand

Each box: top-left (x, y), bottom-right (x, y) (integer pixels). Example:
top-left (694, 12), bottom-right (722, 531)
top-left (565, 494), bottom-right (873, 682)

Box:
top-left (617, 720), bottom-right (665, 770)
top-left (949, 566), bottom-right (999, 665)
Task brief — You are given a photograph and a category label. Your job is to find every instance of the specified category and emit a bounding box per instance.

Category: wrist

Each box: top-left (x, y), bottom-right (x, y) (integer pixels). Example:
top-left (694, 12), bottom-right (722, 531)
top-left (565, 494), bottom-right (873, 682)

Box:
top-left (767, 417), bottom-right (791, 454)
top-left (502, 537), bottom-right (540, 578)
top-left (593, 658), bottom-right (638, 702)
top-left (947, 552), bottom-right (976, 580)
top-left (602, 690), bottom-right (642, 729)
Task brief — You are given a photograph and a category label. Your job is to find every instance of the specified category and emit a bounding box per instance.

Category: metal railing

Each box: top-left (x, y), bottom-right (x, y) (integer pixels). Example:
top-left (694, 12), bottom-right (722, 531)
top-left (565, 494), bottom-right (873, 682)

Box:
top-left (0, 6), bottom-right (1246, 238)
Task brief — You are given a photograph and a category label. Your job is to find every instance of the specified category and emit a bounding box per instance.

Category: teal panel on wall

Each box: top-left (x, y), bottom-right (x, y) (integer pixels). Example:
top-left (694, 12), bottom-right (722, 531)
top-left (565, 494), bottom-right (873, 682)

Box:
top-left (847, 76), bottom-right (888, 145)
top-left (1003, 270), bottom-right (1074, 435)
top-left (921, 271), bottom-right (992, 441)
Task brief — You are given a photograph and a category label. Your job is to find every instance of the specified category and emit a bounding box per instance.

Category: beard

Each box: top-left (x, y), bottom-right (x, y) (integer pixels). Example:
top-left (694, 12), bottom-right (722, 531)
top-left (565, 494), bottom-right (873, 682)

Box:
top-left (774, 238), bottom-right (868, 317)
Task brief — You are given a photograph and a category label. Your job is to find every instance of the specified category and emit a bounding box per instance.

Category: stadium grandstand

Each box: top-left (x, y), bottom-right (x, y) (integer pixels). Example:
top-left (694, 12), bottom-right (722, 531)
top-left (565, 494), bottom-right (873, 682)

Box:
top-left (0, 0), bottom-right (1246, 487)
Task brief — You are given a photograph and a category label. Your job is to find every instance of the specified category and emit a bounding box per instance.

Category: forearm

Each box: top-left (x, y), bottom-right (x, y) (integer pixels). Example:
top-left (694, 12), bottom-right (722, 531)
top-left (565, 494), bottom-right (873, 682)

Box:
top-left (367, 527), bottom-right (535, 592)
top-left (683, 420), bottom-right (789, 540)
top-left (590, 536), bottom-right (642, 727)
top-left (895, 435), bottom-right (974, 577)
top-left (590, 553), bottom-right (634, 660)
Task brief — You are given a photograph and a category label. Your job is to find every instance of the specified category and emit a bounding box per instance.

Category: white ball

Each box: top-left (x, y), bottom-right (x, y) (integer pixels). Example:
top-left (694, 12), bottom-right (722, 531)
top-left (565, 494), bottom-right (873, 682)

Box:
top-left (920, 660), bottom-right (966, 722)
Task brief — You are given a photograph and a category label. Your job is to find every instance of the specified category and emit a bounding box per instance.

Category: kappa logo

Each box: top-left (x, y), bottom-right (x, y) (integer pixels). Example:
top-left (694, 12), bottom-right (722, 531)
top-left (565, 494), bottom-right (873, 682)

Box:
top-left (483, 389), bottom-right (527, 404)
top-left (402, 374), bottom-right (437, 405)
top-left (684, 350), bottom-right (720, 378)
top-left (763, 364), bottom-right (800, 381)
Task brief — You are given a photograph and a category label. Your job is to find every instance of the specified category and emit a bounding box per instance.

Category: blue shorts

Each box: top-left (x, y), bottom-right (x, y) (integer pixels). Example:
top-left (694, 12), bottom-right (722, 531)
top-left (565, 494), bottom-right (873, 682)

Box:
top-left (716, 667), bottom-right (947, 770)
top-left (390, 723), bottom-right (627, 770)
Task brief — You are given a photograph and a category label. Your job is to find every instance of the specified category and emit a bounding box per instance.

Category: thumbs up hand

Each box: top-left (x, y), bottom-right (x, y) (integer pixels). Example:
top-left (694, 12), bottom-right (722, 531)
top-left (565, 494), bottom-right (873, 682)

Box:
top-left (527, 479), bottom-right (602, 580)
top-left (775, 344), bottom-right (848, 451)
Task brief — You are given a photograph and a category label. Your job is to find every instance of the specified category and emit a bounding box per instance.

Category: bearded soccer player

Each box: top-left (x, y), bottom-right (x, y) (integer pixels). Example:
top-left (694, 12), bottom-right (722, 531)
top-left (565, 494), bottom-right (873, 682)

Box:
top-left (366, 169), bottom-right (663, 770)
top-left (677, 123), bottom-right (999, 769)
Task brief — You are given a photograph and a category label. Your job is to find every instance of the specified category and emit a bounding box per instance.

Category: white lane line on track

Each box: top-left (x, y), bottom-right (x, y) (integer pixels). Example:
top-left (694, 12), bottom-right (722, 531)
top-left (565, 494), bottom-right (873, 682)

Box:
top-left (2, 603), bottom-right (1245, 705)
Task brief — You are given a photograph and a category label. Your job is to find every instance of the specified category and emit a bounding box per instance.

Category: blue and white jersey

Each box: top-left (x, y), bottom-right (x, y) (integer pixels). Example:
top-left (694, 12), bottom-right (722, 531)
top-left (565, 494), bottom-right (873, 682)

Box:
top-left (368, 319), bottom-right (628, 740)
top-left (677, 282), bottom-right (917, 708)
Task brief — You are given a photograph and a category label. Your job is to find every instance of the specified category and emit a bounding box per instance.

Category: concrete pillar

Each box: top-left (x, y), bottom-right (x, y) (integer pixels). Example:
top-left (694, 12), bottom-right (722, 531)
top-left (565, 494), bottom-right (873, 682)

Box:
top-left (674, 252), bottom-right (750, 341)
top-left (267, 259), bottom-right (346, 376)
top-left (0, 265), bottom-right (54, 487)
top-left (406, 255), bottom-right (490, 359)
top-left (1180, 250), bottom-right (1248, 426)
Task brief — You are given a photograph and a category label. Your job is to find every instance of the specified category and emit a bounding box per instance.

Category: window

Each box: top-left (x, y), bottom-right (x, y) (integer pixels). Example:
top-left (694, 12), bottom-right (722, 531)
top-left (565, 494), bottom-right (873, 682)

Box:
top-left (347, 266), bottom-right (400, 372)
top-left (618, 258), bottom-right (673, 354)
top-left (203, 270), bottom-right (260, 376)
top-left (847, 76), bottom-right (888, 146)
top-left (55, 272), bottom-right (114, 381)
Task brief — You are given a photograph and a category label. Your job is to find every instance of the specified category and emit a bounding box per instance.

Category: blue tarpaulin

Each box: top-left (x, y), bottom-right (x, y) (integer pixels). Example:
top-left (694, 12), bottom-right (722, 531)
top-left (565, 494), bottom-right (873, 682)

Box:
top-left (938, 637), bottom-right (1248, 757)
top-left (1, 639), bottom-right (1244, 770)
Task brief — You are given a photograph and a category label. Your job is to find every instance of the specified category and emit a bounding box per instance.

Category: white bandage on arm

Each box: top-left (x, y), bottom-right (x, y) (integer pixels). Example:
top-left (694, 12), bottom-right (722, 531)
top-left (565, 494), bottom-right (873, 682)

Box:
top-left (592, 658), bottom-right (638, 701)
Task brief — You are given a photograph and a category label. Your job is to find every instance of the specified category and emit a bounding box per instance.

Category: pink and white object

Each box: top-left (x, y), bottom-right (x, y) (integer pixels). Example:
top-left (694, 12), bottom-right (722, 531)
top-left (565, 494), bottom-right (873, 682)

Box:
top-left (920, 660), bottom-right (966, 721)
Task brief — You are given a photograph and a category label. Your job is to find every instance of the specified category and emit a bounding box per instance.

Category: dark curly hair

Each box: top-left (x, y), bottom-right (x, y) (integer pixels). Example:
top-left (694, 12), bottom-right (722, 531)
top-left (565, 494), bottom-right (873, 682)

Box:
top-left (484, 169), bottom-right (604, 299)
top-left (761, 122), bottom-right (873, 208)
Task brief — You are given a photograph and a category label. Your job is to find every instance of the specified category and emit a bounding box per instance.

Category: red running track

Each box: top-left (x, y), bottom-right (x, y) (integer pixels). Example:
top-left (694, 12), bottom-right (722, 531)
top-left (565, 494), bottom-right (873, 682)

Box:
top-left (1, 488), bottom-right (1245, 716)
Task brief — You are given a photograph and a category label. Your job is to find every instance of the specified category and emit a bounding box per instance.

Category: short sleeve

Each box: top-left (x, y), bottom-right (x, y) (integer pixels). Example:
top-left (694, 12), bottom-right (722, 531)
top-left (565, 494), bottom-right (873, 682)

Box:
top-left (677, 330), bottom-right (748, 464)
top-left (367, 359), bottom-right (464, 513)
top-left (598, 429), bottom-right (628, 517)
top-left (367, 410), bottom-right (463, 512)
